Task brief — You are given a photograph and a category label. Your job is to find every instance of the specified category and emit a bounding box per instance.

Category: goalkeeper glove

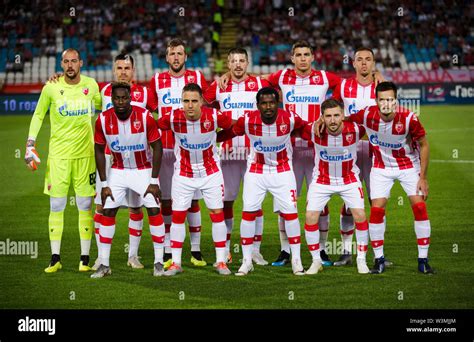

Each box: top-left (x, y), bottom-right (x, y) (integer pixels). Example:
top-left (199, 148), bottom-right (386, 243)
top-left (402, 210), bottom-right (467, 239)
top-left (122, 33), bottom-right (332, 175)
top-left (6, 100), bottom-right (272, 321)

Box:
top-left (25, 141), bottom-right (41, 171)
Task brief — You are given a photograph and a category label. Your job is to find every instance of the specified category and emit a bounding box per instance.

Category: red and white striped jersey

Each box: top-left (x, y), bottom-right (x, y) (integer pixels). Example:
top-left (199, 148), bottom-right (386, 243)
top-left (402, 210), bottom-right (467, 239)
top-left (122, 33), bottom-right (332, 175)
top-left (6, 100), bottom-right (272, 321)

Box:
top-left (205, 76), bottom-right (269, 159)
top-left (94, 105), bottom-right (160, 170)
top-left (157, 106), bottom-right (232, 178)
top-left (231, 109), bottom-right (305, 174)
top-left (301, 121), bottom-right (365, 185)
top-left (100, 82), bottom-right (152, 112)
top-left (332, 78), bottom-right (376, 117)
top-left (149, 69), bottom-right (208, 150)
top-left (268, 68), bottom-right (340, 148)
top-left (349, 106), bottom-right (426, 170)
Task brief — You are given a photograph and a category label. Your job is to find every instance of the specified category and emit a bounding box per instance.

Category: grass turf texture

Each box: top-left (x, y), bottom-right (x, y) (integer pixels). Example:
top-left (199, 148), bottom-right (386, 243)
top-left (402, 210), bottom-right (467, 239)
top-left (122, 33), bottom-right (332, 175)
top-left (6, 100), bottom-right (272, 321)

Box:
top-left (0, 105), bottom-right (473, 309)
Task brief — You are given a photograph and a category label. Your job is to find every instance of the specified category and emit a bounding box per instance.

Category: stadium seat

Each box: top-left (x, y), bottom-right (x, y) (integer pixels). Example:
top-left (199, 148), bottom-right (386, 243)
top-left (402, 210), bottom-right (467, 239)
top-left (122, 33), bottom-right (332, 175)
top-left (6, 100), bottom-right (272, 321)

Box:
top-left (408, 62), bottom-right (417, 71)
top-left (261, 65), bottom-right (269, 74)
top-left (416, 62), bottom-right (425, 70)
top-left (269, 65), bottom-right (277, 73)
top-left (252, 65), bottom-right (261, 74)
top-left (425, 62), bottom-right (432, 70)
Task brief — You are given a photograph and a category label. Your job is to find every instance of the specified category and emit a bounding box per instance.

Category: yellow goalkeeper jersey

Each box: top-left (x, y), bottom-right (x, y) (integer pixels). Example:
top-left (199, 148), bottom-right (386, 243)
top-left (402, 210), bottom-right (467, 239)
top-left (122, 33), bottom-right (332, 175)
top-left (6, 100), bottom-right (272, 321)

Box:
top-left (28, 75), bottom-right (102, 159)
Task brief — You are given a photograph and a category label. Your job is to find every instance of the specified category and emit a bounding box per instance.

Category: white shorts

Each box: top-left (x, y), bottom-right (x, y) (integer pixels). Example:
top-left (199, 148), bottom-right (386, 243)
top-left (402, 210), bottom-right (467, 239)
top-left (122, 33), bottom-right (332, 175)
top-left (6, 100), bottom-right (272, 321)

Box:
top-left (292, 147), bottom-right (315, 196)
top-left (356, 140), bottom-right (372, 196)
top-left (160, 149), bottom-right (202, 202)
top-left (221, 160), bottom-right (246, 201)
top-left (243, 171), bottom-right (298, 214)
top-left (104, 168), bottom-right (160, 209)
top-left (95, 155), bottom-right (142, 208)
top-left (307, 181), bottom-right (365, 212)
top-left (171, 171), bottom-right (224, 211)
top-left (370, 167), bottom-right (422, 199)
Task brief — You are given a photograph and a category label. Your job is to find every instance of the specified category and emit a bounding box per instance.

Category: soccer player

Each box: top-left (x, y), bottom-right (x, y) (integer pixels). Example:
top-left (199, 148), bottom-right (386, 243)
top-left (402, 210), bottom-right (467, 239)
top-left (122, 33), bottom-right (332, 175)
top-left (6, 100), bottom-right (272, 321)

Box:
top-left (299, 99), bottom-right (370, 274)
top-left (157, 83), bottom-right (233, 276)
top-left (148, 38), bottom-right (208, 269)
top-left (94, 53), bottom-right (157, 270)
top-left (204, 47), bottom-right (269, 265)
top-left (92, 82), bottom-right (164, 278)
top-left (217, 87), bottom-right (306, 276)
top-left (25, 48), bottom-right (101, 273)
top-left (316, 81), bottom-right (434, 274)
top-left (330, 47), bottom-right (378, 266)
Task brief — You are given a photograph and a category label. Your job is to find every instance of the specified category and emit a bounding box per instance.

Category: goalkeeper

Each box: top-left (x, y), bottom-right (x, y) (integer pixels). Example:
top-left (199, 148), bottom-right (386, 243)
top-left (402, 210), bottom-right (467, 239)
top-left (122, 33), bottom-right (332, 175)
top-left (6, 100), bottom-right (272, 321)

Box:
top-left (25, 48), bottom-right (102, 273)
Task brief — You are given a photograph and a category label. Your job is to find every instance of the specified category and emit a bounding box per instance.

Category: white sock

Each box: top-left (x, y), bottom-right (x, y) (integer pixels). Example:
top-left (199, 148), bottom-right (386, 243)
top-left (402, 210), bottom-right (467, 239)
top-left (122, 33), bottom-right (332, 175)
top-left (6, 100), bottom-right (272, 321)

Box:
top-left (304, 223), bottom-right (320, 261)
top-left (253, 209), bottom-right (264, 253)
top-left (128, 212), bottom-right (143, 258)
top-left (93, 212), bottom-right (102, 258)
top-left (187, 206), bottom-right (201, 252)
top-left (284, 215), bottom-right (301, 260)
top-left (170, 211), bottom-right (186, 265)
top-left (319, 213), bottom-right (330, 251)
top-left (369, 207), bottom-right (385, 259)
top-left (99, 216), bottom-right (116, 267)
top-left (340, 207), bottom-right (354, 253)
top-left (163, 207), bottom-right (172, 254)
top-left (355, 221), bottom-right (369, 259)
top-left (240, 212), bottom-right (256, 261)
top-left (149, 214), bottom-right (165, 264)
top-left (413, 202), bottom-right (431, 259)
top-left (211, 212), bottom-right (227, 263)
top-left (224, 207), bottom-right (234, 255)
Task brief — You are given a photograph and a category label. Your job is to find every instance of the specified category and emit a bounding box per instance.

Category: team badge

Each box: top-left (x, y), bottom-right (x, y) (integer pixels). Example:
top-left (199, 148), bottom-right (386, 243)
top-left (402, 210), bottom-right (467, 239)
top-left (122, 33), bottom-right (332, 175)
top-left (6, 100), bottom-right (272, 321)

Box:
top-left (187, 75), bottom-right (195, 83)
top-left (82, 87), bottom-right (89, 95)
top-left (345, 133), bottom-right (354, 144)
top-left (395, 122), bottom-right (404, 133)
top-left (133, 119), bottom-right (141, 130)
top-left (133, 91), bottom-right (141, 101)
top-left (203, 119), bottom-right (211, 130)
top-left (312, 75), bottom-right (320, 83)
top-left (279, 123), bottom-right (288, 134)
top-left (248, 81), bottom-right (256, 90)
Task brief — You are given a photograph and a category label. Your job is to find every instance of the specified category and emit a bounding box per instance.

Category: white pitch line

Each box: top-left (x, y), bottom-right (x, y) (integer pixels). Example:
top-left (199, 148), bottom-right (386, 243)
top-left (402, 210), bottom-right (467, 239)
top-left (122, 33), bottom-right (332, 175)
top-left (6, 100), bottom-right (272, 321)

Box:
top-left (431, 159), bottom-right (474, 164)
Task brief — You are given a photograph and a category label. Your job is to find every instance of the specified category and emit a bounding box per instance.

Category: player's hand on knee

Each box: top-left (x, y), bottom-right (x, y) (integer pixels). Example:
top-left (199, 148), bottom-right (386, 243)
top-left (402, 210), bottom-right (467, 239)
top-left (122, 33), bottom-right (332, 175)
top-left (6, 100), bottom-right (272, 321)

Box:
top-left (144, 184), bottom-right (161, 205)
top-left (47, 72), bottom-right (63, 83)
top-left (25, 141), bottom-right (41, 171)
top-left (101, 187), bottom-right (114, 206)
top-left (417, 178), bottom-right (429, 201)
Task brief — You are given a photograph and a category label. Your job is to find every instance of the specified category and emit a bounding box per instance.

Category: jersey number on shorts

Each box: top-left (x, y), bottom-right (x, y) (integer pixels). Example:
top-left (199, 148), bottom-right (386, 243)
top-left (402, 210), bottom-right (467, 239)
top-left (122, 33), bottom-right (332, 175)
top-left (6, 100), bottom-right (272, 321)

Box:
top-left (89, 172), bottom-right (96, 185)
top-left (290, 189), bottom-right (297, 203)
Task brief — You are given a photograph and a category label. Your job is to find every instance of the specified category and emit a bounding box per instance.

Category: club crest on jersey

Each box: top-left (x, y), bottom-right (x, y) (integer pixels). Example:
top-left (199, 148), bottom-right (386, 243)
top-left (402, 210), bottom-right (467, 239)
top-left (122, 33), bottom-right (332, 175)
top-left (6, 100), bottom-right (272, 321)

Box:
top-left (279, 123), bottom-right (288, 134)
top-left (133, 119), bottom-right (141, 130)
top-left (133, 91), bottom-right (141, 101)
top-left (345, 133), bottom-right (354, 144)
top-left (82, 88), bottom-right (89, 95)
top-left (248, 81), bottom-right (256, 90)
top-left (203, 119), bottom-right (212, 130)
top-left (312, 75), bottom-right (320, 83)
top-left (395, 122), bottom-right (404, 133)
top-left (187, 75), bottom-right (195, 83)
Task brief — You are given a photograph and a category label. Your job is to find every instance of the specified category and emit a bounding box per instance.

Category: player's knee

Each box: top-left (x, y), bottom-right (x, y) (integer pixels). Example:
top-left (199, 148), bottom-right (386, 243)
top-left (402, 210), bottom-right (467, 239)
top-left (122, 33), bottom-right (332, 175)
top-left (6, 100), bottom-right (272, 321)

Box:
top-left (161, 199), bottom-right (172, 208)
top-left (50, 197), bottom-right (67, 212)
top-left (188, 201), bottom-right (200, 213)
top-left (95, 204), bottom-right (104, 215)
top-left (103, 208), bottom-right (117, 217)
top-left (305, 211), bottom-right (318, 224)
top-left (412, 201), bottom-right (429, 221)
top-left (129, 207), bottom-right (142, 215)
top-left (172, 210), bottom-right (187, 224)
top-left (350, 209), bottom-right (366, 222)
top-left (146, 207), bottom-right (160, 217)
top-left (369, 207), bottom-right (385, 223)
top-left (76, 196), bottom-right (92, 211)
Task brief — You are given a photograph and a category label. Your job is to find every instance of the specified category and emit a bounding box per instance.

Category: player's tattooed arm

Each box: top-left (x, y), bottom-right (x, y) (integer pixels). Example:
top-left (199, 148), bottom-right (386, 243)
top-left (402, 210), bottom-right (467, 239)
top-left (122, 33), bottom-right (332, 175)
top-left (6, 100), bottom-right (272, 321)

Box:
top-left (417, 136), bottom-right (430, 200)
top-left (144, 139), bottom-right (163, 204)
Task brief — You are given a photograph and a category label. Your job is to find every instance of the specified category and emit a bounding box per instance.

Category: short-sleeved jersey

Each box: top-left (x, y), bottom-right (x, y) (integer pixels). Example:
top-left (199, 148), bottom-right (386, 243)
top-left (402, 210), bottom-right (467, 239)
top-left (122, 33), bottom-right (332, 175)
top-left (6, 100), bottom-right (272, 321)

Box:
top-left (267, 68), bottom-right (340, 148)
top-left (157, 107), bottom-right (232, 178)
top-left (332, 78), bottom-right (376, 117)
top-left (28, 75), bottom-right (101, 159)
top-left (205, 75), bottom-right (269, 159)
top-left (349, 106), bottom-right (426, 170)
top-left (231, 109), bottom-right (305, 174)
top-left (302, 121), bottom-right (365, 185)
top-left (149, 69), bottom-right (208, 149)
top-left (94, 105), bottom-right (160, 170)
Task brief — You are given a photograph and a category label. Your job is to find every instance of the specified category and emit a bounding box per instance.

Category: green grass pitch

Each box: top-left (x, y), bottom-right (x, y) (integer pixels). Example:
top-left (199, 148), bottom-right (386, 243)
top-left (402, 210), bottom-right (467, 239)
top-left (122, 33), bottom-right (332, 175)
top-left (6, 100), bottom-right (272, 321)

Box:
top-left (0, 105), bottom-right (473, 309)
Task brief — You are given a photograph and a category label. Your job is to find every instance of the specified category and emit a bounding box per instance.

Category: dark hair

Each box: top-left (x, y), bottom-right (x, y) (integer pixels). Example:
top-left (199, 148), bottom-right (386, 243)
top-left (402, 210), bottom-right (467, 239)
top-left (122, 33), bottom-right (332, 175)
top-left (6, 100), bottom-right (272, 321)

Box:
top-left (111, 81), bottom-right (131, 94)
top-left (291, 40), bottom-right (313, 55)
top-left (182, 83), bottom-right (202, 97)
top-left (114, 53), bottom-right (134, 67)
top-left (321, 99), bottom-right (343, 114)
top-left (376, 81), bottom-right (398, 98)
top-left (256, 87), bottom-right (279, 103)
top-left (354, 47), bottom-right (375, 59)
top-left (166, 38), bottom-right (186, 54)
top-left (62, 48), bottom-right (81, 60)
top-left (228, 47), bottom-right (248, 60)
